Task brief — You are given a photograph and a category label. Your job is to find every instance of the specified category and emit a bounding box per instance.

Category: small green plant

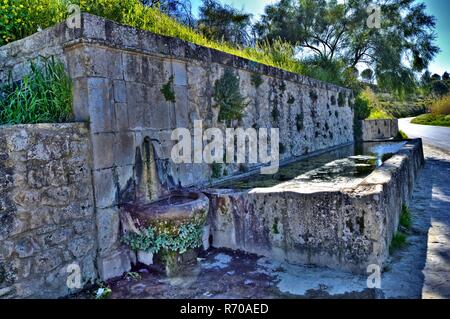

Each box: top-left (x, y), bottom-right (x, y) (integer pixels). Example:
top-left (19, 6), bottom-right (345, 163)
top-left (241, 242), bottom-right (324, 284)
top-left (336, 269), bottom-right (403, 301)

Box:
top-left (123, 217), bottom-right (206, 255)
top-left (214, 69), bottom-right (248, 123)
top-left (396, 130), bottom-right (409, 139)
top-left (161, 76), bottom-right (176, 102)
top-left (338, 92), bottom-right (346, 107)
top-left (95, 286), bottom-right (112, 299)
top-left (272, 217), bottom-right (280, 234)
top-left (125, 272), bottom-right (141, 281)
top-left (400, 204), bottom-right (412, 230)
top-left (211, 161), bottom-right (223, 179)
top-left (251, 73), bottom-right (263, 88)
top-left (330, 95), bottom-right (336, 105)
top-left (271, 106), bottom-right (280, 122)
top-left (309, 90), bottom-right (318, 102)
top-left (287, 95), bottom-right (295, 104)
top-left (390, 232), bottom-right (407, 253)
top-left (0, 57), bottom-right (73, 125)
top-left (295, 113), bottom-right (304, 131)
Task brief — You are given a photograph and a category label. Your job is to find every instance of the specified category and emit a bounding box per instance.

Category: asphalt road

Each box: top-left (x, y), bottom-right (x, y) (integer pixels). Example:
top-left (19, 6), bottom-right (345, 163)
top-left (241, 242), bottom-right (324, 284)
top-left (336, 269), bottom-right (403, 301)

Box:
top-left (399, 117), bottom-right (450, 152)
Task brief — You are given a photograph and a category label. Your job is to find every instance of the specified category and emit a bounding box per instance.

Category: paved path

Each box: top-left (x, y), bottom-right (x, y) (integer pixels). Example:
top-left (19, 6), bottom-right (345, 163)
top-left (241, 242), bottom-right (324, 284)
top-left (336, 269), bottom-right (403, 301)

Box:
top-left (419, 146), bottom-right (450, 298)
top-left (399, 118), bottom-right (450, 152)
top-left (381, 145), bottom-right (450, 298)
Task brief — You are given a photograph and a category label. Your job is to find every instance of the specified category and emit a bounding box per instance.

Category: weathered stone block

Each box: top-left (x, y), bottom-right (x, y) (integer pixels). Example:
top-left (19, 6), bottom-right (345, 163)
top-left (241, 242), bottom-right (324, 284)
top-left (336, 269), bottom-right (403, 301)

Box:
top-left (114, 132), bottom-right (136, 167)
top-left (87, 78), bottom-right (114, 133)
top-left (93, 169), bottom-right (117, 209)
top-left (91, 133), bottom-right (115, 170)
top-left (96, 207), bottom-right (120, 256)
top-left (97, 249), bottom-right (131, 280)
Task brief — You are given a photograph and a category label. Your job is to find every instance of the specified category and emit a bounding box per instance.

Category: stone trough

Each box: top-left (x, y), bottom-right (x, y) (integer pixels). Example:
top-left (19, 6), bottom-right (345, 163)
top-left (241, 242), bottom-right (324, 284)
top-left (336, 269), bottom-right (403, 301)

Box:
top-left (204, 139), bottom-right (424, 274)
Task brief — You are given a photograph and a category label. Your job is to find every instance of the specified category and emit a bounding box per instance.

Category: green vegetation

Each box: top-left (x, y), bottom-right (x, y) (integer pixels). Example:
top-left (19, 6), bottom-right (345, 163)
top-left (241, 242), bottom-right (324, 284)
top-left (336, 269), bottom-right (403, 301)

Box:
top-left (411, 114), bottom-right (450, 127)
top-left (0, 57), bottom-right (72, 125)
top-left (411, 94), bottom-right (450, 127)
top-left (295, 113), bottom-right (304, 131)
top-left (125, 272), bottom-right (141, 281)
top-left (390, 232), bottom-right (407, 254)
top-left (2, 0), bottom-right (445, 127)
top-left (123, 216), bottom-right (206, 255)
top-left (400, 204), bottom-right (412, 230)
top-left (160, 75), bottom-right (176, 102)
top-left (396, 130), bottom-right (409, 139)
top-left (213, 69), bottom-right (248, 123)
top-left (1, 0), bottom-right (307, 79)
top-left (211, 161), bottom-right (222, 179)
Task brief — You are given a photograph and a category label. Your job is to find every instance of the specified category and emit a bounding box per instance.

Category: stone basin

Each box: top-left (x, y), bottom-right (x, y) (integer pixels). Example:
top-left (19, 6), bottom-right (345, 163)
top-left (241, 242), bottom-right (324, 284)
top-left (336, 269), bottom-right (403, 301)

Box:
top-left (121, 190), bottom-right (210, 277)
top-left (122, 190), bottom-right (210, 228)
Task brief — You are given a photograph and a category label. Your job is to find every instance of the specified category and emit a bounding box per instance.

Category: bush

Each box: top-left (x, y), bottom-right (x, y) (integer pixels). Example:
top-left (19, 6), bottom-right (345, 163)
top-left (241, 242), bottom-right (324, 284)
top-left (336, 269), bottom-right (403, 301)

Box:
top-left (0, 57), bottom-right (73, 125)
top-left (396, 130), bottom-right (409, 139)
top-left (411, 114), bottom-right (450, 127)
top-left (431, 95), bottom-right (450, 115)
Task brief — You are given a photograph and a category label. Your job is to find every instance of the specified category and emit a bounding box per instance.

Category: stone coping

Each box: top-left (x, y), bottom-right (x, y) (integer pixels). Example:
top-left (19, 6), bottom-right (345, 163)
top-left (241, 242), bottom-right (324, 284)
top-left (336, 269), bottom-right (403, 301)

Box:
top-left (0, 13), bottom-right (352, 94)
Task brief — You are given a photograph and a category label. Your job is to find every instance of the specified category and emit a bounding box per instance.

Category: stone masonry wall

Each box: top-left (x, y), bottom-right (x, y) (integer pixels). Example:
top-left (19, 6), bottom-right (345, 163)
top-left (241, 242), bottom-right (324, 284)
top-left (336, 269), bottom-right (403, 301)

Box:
top-left (0, 14), bottom-right (355, 280)
top-left (361, 119), bottom-right (399, 141)
top-left (0, 124), bottom-right (97, 298)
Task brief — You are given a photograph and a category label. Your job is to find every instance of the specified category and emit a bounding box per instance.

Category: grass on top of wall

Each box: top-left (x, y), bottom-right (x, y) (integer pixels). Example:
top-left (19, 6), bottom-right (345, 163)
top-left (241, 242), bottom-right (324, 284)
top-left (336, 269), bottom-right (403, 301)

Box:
top-left (0, 57), bottom-right (73, 125)
top-left (1, 0), bottom-right (305, 77)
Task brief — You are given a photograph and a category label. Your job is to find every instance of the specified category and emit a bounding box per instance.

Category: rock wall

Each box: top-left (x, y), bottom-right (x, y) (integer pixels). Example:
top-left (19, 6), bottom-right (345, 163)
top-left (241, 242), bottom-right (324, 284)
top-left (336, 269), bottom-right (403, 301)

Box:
top-left (0, 14), bottom-right (355, 280)
top-left (0, 124), bottom-right (96, 298)
top-left (361, 119), bottom-right (399, 141)
top-left (206, 139), bottom-right (424, 274)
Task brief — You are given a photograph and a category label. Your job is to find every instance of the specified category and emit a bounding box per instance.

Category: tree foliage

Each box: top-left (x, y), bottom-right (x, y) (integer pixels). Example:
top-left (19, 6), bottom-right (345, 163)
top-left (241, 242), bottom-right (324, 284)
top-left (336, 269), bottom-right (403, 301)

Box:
top-left (255, 0), bottom-right (439, 96)
top-left (197, 0), bottom-right (253, 46)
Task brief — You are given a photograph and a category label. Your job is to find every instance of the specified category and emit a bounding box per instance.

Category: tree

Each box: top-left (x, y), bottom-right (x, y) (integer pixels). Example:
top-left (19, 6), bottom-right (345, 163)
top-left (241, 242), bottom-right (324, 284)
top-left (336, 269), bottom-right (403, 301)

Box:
top-left (431, 73), bottom-right (442, 81)
top-left (432, 81), bottom-right (449, 97)
top-left (255, 0), bottom-right (439, 95)
top-left (361, 68), bottom-right (374, 82)
top-left (197, 0), bottom-right (252, 46)
top-left (141, 0), bottom-right (194, 27)
top-left (443, 72), bottom-right (450, 81)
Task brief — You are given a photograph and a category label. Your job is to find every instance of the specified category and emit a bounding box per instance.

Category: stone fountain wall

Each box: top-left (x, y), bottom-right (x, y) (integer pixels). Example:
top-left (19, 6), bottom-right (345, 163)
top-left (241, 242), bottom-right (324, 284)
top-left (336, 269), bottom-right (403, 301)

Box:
top-left (0, 14), bottom-right (355, 282)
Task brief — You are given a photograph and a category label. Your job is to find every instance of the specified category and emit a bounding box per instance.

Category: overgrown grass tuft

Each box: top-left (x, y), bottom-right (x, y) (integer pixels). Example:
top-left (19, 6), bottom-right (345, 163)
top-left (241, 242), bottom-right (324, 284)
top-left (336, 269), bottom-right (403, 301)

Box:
top-left (390, 232), bottom-right (407, 254)
top-left (0, 57), bottom-right (73, 125)
top-left (400, 204), bottom-right (412, 230)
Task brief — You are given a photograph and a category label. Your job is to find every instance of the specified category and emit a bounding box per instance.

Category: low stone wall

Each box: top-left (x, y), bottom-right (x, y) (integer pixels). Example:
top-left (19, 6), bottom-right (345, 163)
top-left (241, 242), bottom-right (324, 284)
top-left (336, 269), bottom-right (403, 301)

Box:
top-left (205, 139), bottom-right (424, 274)
top-left (361, 119), bottom-right (399, 141)
top-left (0, 123), bottom-right (97, 298)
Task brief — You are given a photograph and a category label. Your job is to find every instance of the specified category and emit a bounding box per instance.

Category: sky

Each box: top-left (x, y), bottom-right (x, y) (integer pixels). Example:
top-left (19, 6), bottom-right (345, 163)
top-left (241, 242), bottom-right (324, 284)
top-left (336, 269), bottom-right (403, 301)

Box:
top-left (190, 0), bottom-right (450, 75)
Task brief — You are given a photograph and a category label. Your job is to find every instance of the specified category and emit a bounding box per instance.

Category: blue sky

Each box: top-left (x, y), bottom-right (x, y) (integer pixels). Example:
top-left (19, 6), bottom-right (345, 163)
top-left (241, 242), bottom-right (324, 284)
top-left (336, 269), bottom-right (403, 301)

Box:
top-left (190, 0), bottom-right (449, 75)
